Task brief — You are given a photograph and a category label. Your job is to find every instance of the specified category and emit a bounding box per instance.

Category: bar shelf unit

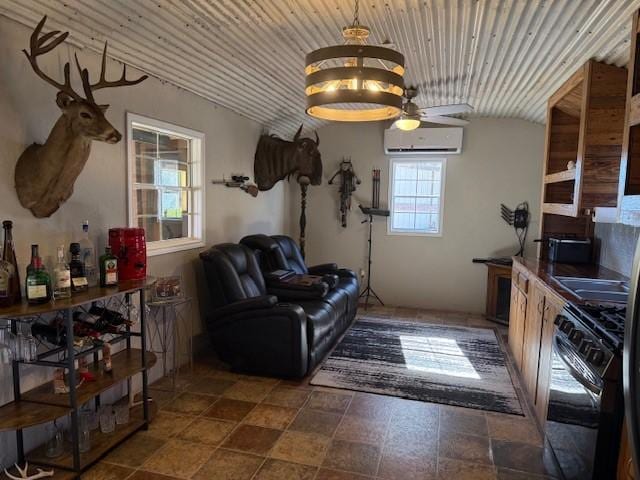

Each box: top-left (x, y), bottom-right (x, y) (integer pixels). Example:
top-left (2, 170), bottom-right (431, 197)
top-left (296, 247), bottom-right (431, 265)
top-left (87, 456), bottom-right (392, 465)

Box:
top-left (0, 279), bottom-right (154, 478)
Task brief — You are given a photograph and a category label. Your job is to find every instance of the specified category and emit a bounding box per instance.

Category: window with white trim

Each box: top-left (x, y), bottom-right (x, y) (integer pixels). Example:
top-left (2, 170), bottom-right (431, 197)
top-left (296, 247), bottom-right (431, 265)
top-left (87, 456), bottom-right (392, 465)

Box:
top-left (127, 113), bottom-right (205, 256)
top-left (388, 158), bottom-right (445, 235)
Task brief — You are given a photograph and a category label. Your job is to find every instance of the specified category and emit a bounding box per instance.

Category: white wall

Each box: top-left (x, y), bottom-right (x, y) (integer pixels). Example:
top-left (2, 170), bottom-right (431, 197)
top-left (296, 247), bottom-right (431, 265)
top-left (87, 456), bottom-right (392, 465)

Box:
top-left (297, 119), bottom-right (544, 313)
top-left (0, 15), bottom-right (288, 464)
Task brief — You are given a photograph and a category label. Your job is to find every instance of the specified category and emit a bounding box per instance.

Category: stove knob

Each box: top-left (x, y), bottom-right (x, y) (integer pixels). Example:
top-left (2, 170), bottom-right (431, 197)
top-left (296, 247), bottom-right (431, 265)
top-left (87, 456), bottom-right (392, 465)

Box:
top-left (587, 348), bottom-right (605, 367)
top-left (569, 329), bottom-right (584, 346)
top-left (554, 315), bottom-right (567, 326)
top-left (578, 339), bottom-right (594, 355)
top-left (560, 320), bottom-right (575, 334)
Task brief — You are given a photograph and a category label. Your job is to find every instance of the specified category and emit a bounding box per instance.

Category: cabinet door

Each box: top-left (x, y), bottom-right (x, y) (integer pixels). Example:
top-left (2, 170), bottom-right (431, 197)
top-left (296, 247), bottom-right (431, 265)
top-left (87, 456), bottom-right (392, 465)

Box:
top-left (534, 292), bottom-right (565, 425)
top-left (619, 423), bottom-right (637, 480)
top-left (522, 283), bottom-right (545, 400)
top-left (513, 289), bottom-right (528, 371)
top-left (508, 280), bottom-right (520, 363)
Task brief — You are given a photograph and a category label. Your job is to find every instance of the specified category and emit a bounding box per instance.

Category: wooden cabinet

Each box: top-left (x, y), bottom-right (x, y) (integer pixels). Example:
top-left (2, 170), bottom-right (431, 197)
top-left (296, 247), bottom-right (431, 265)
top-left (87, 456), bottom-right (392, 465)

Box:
top-left (509, 262), bottom-right (529, 371)
top-left (534, 291), bottom-right (565, 423)
top-left (619, 423), bottom-right (637, 480)
top-left (541, 59), bottom-right (627, 218)
top-left (522, 280), bottom-right (545, 399)
top-left (619, 10), bottom-right (640, 226)
top-left (507, 261), bottom-right (566, 426)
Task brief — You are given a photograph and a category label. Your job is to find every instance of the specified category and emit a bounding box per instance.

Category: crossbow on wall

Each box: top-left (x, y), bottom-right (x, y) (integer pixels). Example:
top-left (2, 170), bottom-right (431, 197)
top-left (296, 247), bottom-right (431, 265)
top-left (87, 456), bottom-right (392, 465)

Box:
top-left (328, 158), bottom-right (361, 227)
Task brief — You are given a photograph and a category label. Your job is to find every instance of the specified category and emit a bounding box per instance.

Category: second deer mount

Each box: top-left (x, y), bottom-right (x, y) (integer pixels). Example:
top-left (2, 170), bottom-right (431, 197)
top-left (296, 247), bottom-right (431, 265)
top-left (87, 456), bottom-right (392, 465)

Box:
top-left (211, 175), bottom-right (259, 197)
top-left (15, 16), bottom-right (147, 219)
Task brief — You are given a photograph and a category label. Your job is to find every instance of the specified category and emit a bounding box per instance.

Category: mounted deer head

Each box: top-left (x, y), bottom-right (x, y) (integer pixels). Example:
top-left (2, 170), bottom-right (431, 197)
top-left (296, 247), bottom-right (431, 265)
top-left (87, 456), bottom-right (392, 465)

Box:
top-left (15, 16), bottom-right (147, 218)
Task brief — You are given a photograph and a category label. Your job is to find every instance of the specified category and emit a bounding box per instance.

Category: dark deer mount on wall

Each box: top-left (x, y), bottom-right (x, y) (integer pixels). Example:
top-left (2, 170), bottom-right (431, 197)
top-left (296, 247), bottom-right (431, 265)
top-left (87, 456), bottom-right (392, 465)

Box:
top-left (254, 125), bottom-right (322, 256)
top-left (15, 16), bottom-right (147, 218)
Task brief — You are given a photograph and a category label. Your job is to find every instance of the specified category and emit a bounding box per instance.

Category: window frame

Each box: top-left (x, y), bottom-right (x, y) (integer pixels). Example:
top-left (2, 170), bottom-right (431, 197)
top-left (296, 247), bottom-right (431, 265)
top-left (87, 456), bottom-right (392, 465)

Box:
top-left (387, 157), bottom-right (446, 237)
top-left (126, 112), bottom-right (206, 256)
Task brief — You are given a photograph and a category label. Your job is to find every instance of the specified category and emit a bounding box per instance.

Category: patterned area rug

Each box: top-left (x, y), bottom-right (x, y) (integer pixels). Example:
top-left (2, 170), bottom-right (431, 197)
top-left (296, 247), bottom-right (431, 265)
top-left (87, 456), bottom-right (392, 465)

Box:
top-left (311, 317), bottom-right (524, 415)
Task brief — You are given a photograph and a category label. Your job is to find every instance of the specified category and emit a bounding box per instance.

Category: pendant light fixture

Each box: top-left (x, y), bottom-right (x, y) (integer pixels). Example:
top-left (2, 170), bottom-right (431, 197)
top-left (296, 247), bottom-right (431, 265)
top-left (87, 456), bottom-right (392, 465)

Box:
top-left (305, 0), bottom-right (406, 122)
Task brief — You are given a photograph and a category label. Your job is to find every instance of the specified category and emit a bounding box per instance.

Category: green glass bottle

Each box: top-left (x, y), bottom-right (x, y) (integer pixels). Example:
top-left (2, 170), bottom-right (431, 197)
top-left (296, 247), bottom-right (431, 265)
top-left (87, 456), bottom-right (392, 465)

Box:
top-left (99, 246), bottom-right (119, 287)
top-left (25, 245), bottom-right (52, 305)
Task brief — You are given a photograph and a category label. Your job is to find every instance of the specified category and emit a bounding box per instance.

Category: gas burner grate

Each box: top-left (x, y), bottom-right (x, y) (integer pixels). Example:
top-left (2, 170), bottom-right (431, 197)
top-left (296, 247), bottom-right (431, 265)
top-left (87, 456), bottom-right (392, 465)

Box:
top-left (573, 304), bottom-right (626, 351)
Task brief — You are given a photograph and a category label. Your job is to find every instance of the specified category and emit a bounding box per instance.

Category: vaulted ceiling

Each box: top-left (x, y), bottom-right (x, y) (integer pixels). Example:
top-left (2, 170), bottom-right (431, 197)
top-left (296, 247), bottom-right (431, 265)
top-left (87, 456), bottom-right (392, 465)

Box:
top-left (2, 0), bottom-right (640, 136)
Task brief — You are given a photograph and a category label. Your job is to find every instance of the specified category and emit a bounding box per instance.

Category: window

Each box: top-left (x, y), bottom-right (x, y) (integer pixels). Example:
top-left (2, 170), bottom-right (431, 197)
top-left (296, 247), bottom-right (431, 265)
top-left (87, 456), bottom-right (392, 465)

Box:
top-left (388, 158), bottom-right (445, 236)
top-left (127, 113), bottom-right (205, 256)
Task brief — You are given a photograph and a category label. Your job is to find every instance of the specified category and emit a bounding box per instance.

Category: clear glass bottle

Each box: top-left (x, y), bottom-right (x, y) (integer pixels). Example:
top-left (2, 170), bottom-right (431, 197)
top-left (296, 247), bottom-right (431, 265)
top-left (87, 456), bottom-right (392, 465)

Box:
top-left (69, 243), bottom-right (89, 293)
top-left (0, 221), bottom-right (21, 307)
top-left (53, 246), bottom-right (71, 299)
top-left (25, 245), bottom-right (52, 305)
top-left (0, 325), bottom-right (13, 365)
top-left (99, 246), bottom-right (118, 287)
top-left (79, 221), bottom-right (97, 287)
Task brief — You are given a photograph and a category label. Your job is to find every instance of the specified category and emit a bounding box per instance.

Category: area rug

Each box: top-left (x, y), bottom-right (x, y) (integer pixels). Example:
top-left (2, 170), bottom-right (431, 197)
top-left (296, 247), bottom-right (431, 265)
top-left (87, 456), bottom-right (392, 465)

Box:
top-left (311, 317), bottom-right (524, 415)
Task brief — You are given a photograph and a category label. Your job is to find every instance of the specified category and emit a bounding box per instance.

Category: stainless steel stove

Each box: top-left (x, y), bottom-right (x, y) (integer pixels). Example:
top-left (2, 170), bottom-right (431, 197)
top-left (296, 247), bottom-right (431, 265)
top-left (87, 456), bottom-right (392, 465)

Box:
top-left (544, 303), bottom-right (624, 479)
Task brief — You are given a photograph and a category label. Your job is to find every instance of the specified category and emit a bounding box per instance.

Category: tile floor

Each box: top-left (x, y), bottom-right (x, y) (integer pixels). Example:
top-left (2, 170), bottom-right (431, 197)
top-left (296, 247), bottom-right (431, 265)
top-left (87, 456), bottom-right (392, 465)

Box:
top-left (83, 306), bottom-right (560, 480)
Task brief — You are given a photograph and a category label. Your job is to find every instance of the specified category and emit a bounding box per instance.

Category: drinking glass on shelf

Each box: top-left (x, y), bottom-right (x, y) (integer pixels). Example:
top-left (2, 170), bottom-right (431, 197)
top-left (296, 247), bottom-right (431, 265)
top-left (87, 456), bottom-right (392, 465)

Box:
top-left (114, 404), bottom-right (130, 425)
top-left (79, 411), bottom-right (91, 453)
top-left (18, 322), bottom-right (38, 362)
top-left (0, 325), bottom-right (13, 365)
top-left (45, 422), bottom-right (64, 458)
top-left (99, 406), bottom-right (115, 434)
top-left (82, 406), bottom-right (99, 431)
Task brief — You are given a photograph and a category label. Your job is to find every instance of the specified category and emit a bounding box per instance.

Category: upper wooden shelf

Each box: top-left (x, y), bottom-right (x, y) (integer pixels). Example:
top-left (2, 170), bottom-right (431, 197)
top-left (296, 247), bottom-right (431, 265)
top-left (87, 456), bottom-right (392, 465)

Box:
top-left (0, 279), bottom-right (152, 319)
top-left (22, 348), bottom-right (156, 408)
top-left (544, 169), bottom-right (576, 184)
top-left (0, 400), bottom-right (69, 433)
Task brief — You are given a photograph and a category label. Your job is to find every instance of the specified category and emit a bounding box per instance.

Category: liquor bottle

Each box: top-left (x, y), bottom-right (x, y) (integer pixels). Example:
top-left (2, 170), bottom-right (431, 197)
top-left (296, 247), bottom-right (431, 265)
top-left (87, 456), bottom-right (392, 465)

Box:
top-left (99, 246), bottom-right (118, 287)
top-left (52, 246), bottom-right (71, 299)
top-left (79, 221), bottom-right (97, 287)
top-left (69, 243), bottom-right (89, 293)
top-left (25, 245), bottom-right (52, 305)
top-left (0, 221), bottom-right (21, 307)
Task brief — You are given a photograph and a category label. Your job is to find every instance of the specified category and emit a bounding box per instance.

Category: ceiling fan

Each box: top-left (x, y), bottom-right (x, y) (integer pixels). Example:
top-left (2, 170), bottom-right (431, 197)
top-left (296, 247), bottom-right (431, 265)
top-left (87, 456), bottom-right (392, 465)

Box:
top-left (394, 86), bottom-right (473, 131)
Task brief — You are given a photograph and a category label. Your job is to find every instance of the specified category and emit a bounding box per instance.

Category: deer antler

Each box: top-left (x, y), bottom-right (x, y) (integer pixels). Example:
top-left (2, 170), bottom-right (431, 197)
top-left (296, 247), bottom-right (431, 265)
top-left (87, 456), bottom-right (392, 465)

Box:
top-left (76, 42), bottom-right (148, 104)
top-left (22, 16), bottom-right (83, 102)
top-left (4, 462), bottom-right (54, 480)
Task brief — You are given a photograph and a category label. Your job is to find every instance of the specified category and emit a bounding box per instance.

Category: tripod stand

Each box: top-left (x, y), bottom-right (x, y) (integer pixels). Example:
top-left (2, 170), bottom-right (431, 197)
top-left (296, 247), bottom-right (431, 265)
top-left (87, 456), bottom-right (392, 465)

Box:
top-left (359, 210), bottom-right (385, 309)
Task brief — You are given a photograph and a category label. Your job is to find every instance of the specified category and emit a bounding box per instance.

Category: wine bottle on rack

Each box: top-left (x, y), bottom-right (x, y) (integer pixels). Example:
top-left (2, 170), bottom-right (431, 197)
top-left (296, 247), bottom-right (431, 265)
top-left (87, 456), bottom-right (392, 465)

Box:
top-left (69, 243), bottom-right (89, 293)
top-left (25, 245), bottom-right (52, 305)
top-left (0, 221), bottom-right (21, 307)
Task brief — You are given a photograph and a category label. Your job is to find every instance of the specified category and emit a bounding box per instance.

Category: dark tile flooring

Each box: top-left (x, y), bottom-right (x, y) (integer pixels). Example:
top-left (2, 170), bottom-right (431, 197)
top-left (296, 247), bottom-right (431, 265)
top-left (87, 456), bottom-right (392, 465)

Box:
top-left (83, 306), bottom-right (559, 479)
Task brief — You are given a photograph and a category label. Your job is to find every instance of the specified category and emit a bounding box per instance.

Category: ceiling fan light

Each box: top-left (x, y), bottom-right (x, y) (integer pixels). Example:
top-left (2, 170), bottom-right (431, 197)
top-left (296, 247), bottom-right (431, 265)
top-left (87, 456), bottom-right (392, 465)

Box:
top-left (395, 116), bottom-right (421, 131)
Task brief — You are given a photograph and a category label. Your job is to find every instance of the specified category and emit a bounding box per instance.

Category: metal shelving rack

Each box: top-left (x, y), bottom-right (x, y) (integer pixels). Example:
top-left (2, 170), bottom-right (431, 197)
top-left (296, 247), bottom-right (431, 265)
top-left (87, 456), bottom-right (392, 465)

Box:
top-left (0, 280), bottom-right (154, 478)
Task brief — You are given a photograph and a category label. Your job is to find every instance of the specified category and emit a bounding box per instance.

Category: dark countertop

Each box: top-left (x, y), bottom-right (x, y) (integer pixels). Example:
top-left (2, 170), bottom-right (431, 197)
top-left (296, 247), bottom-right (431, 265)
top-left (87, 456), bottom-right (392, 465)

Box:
top-left (513, 256), bottom-right (629, 306)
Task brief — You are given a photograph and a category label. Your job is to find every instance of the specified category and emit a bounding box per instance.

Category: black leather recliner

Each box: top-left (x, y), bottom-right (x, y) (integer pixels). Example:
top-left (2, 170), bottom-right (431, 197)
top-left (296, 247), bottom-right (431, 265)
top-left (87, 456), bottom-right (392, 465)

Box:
top-left (200, 243), bottom-right (308, 377)
top-left (200, 241), bottom-right (355, 377)
top-left (241, 234), bottom-right (360, 327)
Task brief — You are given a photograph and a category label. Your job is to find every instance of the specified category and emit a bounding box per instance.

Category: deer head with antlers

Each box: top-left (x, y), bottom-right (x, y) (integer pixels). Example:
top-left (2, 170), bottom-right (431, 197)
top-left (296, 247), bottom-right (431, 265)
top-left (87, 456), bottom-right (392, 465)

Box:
top-left (15, 16), bottom-right (147, 218)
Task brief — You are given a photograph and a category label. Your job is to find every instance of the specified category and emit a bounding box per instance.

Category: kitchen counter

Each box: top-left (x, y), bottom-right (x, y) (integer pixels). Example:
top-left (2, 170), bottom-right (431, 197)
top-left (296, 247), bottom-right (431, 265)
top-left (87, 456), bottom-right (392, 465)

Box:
top-left (513, 256), bottom-right (629, 306)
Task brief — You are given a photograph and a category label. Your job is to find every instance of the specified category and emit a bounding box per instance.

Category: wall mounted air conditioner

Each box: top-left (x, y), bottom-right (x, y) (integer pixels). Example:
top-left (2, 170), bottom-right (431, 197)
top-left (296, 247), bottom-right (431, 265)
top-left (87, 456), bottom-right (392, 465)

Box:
top-left (384, 127), bottom-right (463, 155)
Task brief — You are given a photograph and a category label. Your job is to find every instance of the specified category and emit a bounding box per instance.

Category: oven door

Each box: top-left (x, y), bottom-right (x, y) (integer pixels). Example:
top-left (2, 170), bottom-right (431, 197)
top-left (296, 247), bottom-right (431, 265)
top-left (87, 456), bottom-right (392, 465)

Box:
top-left (545, 334), bottom-right (603, 480)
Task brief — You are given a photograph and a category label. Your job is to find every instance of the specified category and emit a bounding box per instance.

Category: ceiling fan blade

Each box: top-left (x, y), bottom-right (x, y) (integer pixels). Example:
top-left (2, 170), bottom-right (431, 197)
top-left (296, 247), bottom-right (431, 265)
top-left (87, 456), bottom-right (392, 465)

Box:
top-left (420, 115), bottom-right (469, 126)
top-left (418, 103), bottom-right (473, 115)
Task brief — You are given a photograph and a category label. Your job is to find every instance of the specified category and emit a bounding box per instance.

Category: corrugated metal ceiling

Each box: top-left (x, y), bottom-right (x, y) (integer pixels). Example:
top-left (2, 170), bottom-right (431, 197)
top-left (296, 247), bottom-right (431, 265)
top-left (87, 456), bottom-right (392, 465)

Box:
top-left (2, 0), bottom-right (640, 136)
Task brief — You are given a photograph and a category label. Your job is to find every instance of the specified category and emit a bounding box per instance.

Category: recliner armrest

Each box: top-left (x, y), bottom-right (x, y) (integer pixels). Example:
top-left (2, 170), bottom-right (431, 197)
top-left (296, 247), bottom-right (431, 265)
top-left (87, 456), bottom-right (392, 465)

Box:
top-left (268, 282), bottom-right (329, 300)
top-left (309, 263), bottom-right (358, 280)
top-left (308, 263), bottom-right (338, 275)
top-left (213, 295), bottom-right (278, 319)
